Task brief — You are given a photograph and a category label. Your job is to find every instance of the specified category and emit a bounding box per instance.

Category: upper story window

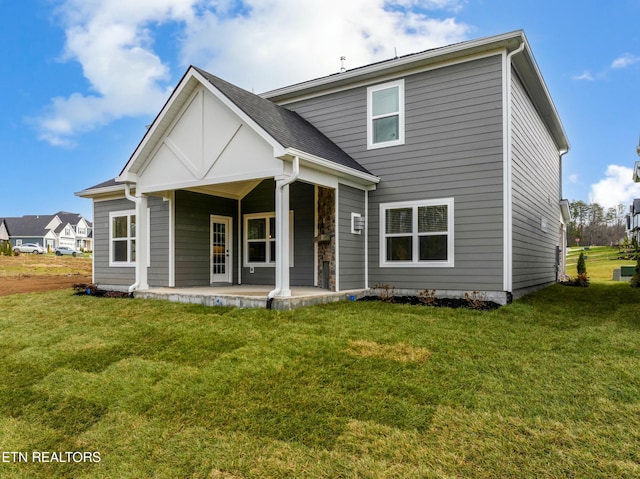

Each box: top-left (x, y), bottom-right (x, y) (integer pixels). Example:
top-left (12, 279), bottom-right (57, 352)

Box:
top-left (367, 79), bottom-right (405, 149)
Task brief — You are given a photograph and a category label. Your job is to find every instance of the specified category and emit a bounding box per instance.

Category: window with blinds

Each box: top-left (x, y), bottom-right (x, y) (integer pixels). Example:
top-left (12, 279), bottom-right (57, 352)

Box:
top-left (380, 199), bottom-right (454, 267)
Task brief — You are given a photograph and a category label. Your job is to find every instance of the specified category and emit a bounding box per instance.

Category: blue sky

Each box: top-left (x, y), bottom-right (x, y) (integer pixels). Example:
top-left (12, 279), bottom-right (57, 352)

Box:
top-left (2, 0), bottom-right (640, 221)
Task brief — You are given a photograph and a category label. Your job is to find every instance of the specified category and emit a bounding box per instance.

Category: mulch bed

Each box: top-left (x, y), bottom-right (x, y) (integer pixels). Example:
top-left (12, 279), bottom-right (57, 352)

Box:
top-left (358, 295), bottom-right (501, 310)
top-left (73, 283), bottom-right (132, 298)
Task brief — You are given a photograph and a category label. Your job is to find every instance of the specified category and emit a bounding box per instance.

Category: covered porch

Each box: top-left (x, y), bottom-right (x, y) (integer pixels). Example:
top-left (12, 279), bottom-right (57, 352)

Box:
top-left (106, 66), bottom-right (377, 302)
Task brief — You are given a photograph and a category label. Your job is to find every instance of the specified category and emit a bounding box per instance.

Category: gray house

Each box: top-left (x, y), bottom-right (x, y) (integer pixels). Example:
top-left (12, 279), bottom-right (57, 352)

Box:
top-left (77, 30), bottom-right (570, 305)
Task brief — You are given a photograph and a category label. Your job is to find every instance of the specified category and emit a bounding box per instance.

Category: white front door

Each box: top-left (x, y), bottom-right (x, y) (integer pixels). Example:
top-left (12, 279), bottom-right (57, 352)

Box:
top-left (210, 215), bottom-right (232, 283)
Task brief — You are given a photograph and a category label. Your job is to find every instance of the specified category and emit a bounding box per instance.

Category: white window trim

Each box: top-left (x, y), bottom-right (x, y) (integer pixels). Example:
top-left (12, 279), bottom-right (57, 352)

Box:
top-left (367, 79), bottom-right (405, 150)
top-left (109, 210), bottom-right (136, 267)
top-left (108, 208), bottom-right (151, 268)
top-left (379, 198), bottom-right (454, 268)
top-left (243, 211), bottom-right (294, 268)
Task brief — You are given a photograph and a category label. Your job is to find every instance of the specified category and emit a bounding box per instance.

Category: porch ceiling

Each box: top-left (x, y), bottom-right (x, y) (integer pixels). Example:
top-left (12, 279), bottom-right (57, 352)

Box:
top-left (185, 179), bottom-right (263, 200)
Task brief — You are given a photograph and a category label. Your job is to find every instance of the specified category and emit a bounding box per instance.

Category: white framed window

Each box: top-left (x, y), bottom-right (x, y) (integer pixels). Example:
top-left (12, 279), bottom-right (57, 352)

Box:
top-left (380, 198), bottom-right (454, 268)
top-left (367, 79), bottom-right (405, 149)
top-left (244, 211), bottom-right (294, 267)
top-left (109, 210), bottom-right (136, 267)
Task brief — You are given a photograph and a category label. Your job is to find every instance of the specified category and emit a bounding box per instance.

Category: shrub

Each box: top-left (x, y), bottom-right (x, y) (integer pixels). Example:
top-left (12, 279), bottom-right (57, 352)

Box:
top-left (572, 252), bottom-right (589, 287)
top-left (577, 252), bottom-right (587, 275)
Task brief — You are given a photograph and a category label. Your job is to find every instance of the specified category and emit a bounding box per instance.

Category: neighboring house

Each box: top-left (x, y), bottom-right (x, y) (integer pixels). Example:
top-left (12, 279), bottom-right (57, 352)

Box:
top-left (1, 212), bottom-right (92, 252)
top-left (0, 219), bottom-right (9, 250)
top-left (629, 161), bottom-right (640, 243)
top-left (77, 30), bottom-right (570, 304)
top-left (627, 199), bottom-right (640, 243)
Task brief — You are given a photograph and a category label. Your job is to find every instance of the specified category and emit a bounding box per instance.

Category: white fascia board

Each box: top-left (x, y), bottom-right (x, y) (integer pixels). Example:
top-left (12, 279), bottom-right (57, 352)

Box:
top-left (283, 148), bottom-right (380, 187)
top-left (559, 199), bottom-right (571, 222)
top-left (137, 168), bottom-right (284, 195)
top-left (75, 184), bottom-right (126, 199)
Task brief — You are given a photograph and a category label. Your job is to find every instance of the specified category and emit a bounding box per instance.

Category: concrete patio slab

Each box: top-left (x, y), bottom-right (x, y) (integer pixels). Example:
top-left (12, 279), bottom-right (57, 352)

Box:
top-left (134, 285), bottom-right (369, 310)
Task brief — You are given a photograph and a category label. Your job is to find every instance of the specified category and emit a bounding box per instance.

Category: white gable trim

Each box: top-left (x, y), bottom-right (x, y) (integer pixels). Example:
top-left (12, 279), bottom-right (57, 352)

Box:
top-left (119, 68), bottom-right (287, 183)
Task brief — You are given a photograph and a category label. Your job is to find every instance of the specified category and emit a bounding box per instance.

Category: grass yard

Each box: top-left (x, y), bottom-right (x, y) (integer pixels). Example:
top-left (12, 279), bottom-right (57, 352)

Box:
top-left (1, 283), bottom-right (640, 478)
top-left (0, 254), bottom-right (91, 278)
top-left (566, 245), bottom-right (637, 281)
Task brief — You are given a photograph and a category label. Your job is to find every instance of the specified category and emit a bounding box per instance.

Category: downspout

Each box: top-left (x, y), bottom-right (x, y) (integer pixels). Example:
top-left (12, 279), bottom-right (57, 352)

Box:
top-left (124, 183), bottom-right (140, 294)
top-left (503, 40), bottom-right (526, 296)
top-left (267, 156), bottom-right (300, 308)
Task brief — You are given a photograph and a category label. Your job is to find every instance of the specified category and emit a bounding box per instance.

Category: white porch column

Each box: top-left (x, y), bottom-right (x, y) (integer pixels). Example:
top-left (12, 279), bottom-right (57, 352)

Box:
top-left (274, 181), bottom-right (291, 297)
top-left (268, 157), bottom-right (299, 301)
top-left (136, 194), bottom-right (149, 291)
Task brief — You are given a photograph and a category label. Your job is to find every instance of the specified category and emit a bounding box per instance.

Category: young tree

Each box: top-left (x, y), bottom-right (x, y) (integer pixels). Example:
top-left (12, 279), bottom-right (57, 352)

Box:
top-left (576, 252), bottom-right (589, 286)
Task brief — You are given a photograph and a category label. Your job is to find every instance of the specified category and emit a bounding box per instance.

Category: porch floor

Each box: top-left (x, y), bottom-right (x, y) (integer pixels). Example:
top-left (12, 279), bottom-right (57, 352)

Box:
top-left (134, 285), bottom-right (370, 310)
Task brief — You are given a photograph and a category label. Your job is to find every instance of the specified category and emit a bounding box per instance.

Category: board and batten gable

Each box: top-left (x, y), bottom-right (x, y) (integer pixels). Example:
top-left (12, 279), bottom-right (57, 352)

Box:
top-left (282, 54), bottom-right (506, 293)
top-left (510, 70), bottom-right (563, 294)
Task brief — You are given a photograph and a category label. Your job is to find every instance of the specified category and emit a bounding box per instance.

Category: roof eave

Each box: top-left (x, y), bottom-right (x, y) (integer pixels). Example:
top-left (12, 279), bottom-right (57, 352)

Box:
top-left (75, 183), bottom-right (127, 199)
top-left (283, 148), bottom-right (380, 186)
top-left (262, 30), bottom-right (526, 101)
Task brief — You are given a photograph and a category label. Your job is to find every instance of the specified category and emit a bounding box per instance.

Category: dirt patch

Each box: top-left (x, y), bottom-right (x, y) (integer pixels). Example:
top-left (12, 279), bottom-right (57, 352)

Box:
top-left (0, 255), bottom-right (92, 297)
top-left (0, 273), bottom-right (93, 297)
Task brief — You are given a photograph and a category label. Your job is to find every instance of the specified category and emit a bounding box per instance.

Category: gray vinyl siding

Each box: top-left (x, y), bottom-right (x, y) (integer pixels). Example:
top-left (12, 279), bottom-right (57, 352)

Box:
top-left (511, 71), bottom-right (562, 293)
top-left (148, 197), bottom-right (170, 287)
top-left (338, 183), bottom-right (366, 290)
top-left (93, 196), bottom-right (170, 288)
top-left (241, 179), bottom-right (315, 286)
top-left (93, 197), bottom-right (136, 287)
top-left (291, 182), bottom-right (315, 286)
top-left (286, 55), bottom-right (506, 291)
top-left (175, 190), bottom-right (238, 287)
top-left (241, 180), bottom-right (275, 285)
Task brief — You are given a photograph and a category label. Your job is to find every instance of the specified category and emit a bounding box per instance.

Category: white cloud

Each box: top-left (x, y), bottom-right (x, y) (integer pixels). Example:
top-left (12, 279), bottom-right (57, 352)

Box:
top-left (568, 173), bottom-right (579, 183)
top-left (180, 0), bottom-right (470, 93)
top-left (34, 0), bottom-right (199, 146)
top-left (35, 0), bottom-right (470, 146)
top-left (589, 165), bottom-right (640, 208)
top-left (571, 70), bottom-right (594, 81)
top-left (611, 53), bottom-right (640, 69)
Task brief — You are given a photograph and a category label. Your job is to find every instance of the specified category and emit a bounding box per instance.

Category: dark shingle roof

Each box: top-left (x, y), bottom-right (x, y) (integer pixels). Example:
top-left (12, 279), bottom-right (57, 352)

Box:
top-left (3, 212), bottom-right (88, 237)
top-left (193, 67), bottom-right (372, 175)
top-left (3, 215), bottom-right (52, 237)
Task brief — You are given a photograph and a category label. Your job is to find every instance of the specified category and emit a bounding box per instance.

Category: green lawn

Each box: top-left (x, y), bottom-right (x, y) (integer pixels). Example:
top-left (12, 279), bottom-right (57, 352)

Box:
top-left (1, 284), bottom-right (640, 478)
top-left (566, 245), bottom-right (637, 281)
